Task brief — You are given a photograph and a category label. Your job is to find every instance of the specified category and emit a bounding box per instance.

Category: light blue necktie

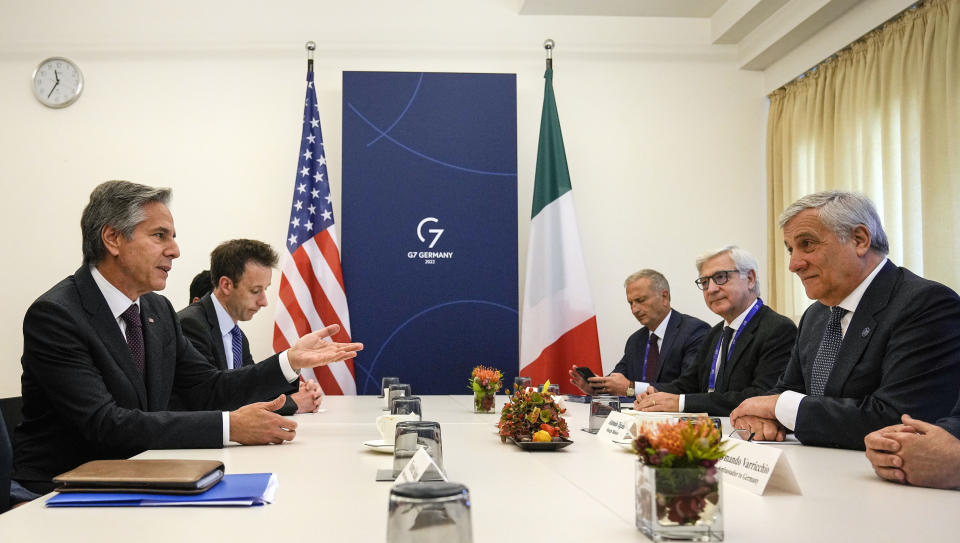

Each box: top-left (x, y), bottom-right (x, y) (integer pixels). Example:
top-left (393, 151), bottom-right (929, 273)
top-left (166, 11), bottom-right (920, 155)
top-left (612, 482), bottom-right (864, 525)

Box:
top-left (230, 325), bottom-right (243, 370)
top-left (810, 307), bottom-right (847, 396)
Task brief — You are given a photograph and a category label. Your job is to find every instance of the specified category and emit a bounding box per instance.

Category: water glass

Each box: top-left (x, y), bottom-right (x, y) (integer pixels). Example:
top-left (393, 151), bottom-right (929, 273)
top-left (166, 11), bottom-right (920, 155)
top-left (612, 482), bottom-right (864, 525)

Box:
top-left (512, 376), bottom-right (531, 394)
top-left (381, 376), bottom-right (400, 400)
top-left (392, 396), bottom-right (423, 420)
top-left (387, 482), bottom-right (473, 543)
top-left (393, 421), bottom-right (443, 478)
top-left (388, 383), bottom-right (412, 411)
top-left (588, 395), bottom-right (621, 432)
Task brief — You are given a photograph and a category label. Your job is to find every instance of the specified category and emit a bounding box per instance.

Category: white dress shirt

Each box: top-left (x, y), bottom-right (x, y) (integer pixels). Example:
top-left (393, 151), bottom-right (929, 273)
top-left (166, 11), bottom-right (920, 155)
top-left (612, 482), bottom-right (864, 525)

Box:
top-left (678, 299), bottom-right (757, 412)
top-left (210, 294), bottom-right (242, 369)
top-left (775, 258), bottom-right (889, 430)
top-left (91, 267), bottom-right (296, 445)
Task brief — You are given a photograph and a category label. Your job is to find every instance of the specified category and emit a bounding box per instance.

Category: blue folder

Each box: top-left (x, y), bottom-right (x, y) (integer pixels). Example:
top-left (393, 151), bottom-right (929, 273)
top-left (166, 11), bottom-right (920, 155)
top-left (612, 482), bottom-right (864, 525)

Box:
top-left (46, 473), bottom-right (275, 507)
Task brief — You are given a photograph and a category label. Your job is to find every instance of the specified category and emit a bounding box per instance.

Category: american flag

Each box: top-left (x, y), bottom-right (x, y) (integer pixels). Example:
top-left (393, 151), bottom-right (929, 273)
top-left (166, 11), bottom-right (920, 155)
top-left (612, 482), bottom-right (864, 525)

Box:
top-left (273, 68), bottom-right (356, 394)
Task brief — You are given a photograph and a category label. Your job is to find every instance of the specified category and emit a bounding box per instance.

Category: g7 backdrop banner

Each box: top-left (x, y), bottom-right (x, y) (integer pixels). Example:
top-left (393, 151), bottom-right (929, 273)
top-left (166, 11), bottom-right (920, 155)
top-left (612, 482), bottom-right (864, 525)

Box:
top-left (342, 71), bottom-right (518, 394)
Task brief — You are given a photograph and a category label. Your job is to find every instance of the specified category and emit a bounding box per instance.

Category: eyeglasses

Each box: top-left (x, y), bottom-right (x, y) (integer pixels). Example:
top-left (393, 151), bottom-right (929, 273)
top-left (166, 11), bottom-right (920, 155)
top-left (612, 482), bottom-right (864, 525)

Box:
top-left (728, 428), bottom-right (755, 442)
top-left (694, 269), bottom-right (741, 291)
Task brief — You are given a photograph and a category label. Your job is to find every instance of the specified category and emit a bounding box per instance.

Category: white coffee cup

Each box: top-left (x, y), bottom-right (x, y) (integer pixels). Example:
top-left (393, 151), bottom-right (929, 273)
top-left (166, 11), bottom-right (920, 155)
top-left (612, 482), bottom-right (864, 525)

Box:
top-left (376, 414), bottom-right (417, 445)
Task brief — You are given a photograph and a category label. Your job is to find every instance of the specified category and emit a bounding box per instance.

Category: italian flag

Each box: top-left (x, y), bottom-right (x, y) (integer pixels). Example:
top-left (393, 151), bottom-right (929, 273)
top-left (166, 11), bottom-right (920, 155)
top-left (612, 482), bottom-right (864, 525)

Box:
top-left (520, 67), bottom-right (603, 393)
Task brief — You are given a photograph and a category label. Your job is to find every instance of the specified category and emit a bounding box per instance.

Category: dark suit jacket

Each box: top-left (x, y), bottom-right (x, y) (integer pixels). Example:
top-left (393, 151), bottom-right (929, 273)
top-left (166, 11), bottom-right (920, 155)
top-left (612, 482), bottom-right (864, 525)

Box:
top-left (177, 294), bottom-right (297, 416)
top-left (611, 310), bottom-right (709, 386)
top-left (14, 267), bottom-right (295, 493)
top-left (773, 261), bottom-right (960, 450)
top-left (658, 304), bottom-right (796, 416)
top-left (936, 395), bottom-right (960, 439)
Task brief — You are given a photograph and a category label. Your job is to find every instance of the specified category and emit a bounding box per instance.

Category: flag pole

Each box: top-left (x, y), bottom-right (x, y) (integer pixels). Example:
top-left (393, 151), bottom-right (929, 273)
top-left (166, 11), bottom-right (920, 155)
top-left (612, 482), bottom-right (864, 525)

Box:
top-left (543, 38), bottom-right (554, 70)
top-left (305, 40), bottom-right (315, 73)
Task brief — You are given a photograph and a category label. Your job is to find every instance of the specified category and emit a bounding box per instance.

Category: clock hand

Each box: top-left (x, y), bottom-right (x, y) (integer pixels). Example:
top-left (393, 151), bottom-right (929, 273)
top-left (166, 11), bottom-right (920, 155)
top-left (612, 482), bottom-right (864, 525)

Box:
top-left (47, 79), bottom-right (60, 99)
top-left (54, 70), bottom-right (60, 83)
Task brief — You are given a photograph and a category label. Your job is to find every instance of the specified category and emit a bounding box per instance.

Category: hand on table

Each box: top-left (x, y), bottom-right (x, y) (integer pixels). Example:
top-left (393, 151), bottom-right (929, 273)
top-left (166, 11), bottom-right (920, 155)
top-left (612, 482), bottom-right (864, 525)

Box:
top-left (865, 414), bottom-right (960, 489)
top-left (292, 379), bottom-right (324, 413)
top-left (634, 391), bottom-right (679, 412)
top-left (230, 395), bottom-right (298, 444)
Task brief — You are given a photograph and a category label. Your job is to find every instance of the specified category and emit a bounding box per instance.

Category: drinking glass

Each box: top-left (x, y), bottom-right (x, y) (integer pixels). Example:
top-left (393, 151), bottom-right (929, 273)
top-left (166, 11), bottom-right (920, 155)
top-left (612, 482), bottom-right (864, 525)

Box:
top-left (392, 396), bottom-right (423, 420)
top-left (512, 376), bottom-right (531, 394)
top-left (388, 383), bottom-right (412, 412)
top-left (387, 482), bottom-right (472, 543)
top-left (588, 395), bottom-right (621, 433)
top-left (381, 376), bottom-right (400, 400)
top-left (393, 421), bottom-right (443, 478)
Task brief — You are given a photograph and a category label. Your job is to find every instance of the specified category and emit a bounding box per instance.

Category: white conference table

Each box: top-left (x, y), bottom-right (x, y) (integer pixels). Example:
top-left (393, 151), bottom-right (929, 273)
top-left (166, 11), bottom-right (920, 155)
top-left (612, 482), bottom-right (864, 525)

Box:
top-left (1, 395), bottom-right (957, 542)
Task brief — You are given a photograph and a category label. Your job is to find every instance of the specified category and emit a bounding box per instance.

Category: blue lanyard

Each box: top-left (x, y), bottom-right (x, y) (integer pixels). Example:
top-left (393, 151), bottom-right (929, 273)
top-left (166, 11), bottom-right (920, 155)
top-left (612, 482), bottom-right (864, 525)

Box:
top-left (708, 298), bottom-right (763, 391)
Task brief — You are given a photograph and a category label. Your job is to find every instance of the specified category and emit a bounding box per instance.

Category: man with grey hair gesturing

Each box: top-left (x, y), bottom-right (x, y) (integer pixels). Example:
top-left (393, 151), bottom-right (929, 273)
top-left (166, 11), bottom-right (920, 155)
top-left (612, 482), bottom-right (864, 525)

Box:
top-left (13, 180), bottom-right (363, 494)
top-left (730, 191), bottom-right (960, 449)
top-left (635, 246), bottom-right (796, 416)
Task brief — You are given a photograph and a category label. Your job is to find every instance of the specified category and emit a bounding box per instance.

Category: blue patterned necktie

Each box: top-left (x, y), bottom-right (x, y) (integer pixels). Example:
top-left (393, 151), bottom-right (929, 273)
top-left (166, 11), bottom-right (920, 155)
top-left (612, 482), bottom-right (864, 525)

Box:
top-left (120, 304), bottom-right (144, 377)
top-left (230, 325), bottom-right (243, 370)
top-left (810, 306), bottom-right (847, 396)
top-left (645, 333), bottom-right (660, 381)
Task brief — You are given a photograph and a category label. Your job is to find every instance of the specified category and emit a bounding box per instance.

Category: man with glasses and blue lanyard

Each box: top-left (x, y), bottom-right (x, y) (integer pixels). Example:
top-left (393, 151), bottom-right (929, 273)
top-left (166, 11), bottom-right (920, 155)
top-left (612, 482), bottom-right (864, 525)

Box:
top-left (570, 269), bottom-right (708, 397)
top-left (634, 246), bottom-right (796, 416)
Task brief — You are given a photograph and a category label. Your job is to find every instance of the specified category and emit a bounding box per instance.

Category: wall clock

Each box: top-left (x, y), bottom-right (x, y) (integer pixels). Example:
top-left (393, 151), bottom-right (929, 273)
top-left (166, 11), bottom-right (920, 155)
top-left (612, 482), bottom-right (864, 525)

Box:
top-left (32, 57), bottom-right (84, 108)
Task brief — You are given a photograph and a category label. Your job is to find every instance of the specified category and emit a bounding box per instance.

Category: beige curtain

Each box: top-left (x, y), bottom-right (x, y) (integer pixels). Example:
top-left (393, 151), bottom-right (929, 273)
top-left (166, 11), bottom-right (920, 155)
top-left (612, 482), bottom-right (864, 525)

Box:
top-left (766, 0), bottom-right (959, 319)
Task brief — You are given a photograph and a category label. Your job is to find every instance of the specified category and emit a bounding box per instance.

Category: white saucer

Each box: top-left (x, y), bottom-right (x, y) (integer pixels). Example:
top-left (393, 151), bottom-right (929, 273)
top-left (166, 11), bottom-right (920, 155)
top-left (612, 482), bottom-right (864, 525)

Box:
top-left (362, 439), bottom-right (394, 453)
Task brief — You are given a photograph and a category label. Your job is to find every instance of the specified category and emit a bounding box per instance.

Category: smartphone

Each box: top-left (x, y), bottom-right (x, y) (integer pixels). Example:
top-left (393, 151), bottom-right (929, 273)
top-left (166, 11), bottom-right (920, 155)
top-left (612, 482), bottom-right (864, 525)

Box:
top-left (575, 366), bottom-right (598, 380)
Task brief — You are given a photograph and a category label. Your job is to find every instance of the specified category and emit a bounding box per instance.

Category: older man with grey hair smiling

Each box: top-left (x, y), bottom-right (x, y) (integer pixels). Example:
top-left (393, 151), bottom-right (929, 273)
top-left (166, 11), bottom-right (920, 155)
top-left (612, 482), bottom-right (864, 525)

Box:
top-left (635, 245), bottom-right (796, 416)
top-left (730, 191), bottom-right (960, 450)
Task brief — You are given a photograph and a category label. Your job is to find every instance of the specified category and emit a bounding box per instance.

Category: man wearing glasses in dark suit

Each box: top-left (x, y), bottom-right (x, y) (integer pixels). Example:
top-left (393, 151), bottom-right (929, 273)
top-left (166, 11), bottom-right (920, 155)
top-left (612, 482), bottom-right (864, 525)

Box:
top-left (634, 246), bottom-right (796, 416)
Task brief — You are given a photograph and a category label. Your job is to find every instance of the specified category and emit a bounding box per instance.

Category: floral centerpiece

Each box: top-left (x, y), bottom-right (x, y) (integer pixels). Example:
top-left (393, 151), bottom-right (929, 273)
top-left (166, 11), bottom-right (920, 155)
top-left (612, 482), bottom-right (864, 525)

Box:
top-left (633, 418), bottom-right (731, 541)
top-left (468, 365), bottom-right (502, 413)
top-left (498, 383), bottom-right (569, 442)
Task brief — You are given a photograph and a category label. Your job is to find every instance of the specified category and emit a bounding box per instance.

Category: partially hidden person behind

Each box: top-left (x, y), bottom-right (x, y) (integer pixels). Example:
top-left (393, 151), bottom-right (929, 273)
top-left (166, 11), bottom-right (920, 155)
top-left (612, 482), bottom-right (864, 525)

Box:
top-left (188, 269), bottom-right (212, 304)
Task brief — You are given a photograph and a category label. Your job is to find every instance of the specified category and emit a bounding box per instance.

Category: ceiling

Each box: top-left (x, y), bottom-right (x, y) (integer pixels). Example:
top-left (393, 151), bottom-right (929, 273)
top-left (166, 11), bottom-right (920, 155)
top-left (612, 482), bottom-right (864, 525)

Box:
top-left (518, 0), bottom-right (870, 70)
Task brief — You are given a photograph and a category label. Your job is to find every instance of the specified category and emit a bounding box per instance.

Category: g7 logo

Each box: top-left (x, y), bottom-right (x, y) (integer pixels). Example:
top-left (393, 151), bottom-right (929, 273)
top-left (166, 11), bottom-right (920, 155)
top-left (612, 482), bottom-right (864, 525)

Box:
top-left (417, 217), bottom-right (444, 249)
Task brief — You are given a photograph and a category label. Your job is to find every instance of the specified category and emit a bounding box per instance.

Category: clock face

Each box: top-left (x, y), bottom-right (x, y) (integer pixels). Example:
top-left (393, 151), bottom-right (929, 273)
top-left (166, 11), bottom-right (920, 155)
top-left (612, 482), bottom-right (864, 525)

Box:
top-left (32, 57), bottom-right (83, 108)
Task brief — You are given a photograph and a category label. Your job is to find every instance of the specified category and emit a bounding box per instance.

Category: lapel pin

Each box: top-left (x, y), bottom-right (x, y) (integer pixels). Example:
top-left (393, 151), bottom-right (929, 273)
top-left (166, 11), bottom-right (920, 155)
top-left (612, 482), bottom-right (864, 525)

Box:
top-left (148, 317), bottom-right (155, 323)
top-left (861, 327), bottom-right (870, 337)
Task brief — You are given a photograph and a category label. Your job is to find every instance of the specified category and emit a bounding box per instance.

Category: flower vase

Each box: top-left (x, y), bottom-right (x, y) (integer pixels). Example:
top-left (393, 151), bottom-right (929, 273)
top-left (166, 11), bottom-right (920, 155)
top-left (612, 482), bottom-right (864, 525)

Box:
top-left (473, 389), bottom-right (496, 413)
top-left (635, 460), bottom-right (724, 541)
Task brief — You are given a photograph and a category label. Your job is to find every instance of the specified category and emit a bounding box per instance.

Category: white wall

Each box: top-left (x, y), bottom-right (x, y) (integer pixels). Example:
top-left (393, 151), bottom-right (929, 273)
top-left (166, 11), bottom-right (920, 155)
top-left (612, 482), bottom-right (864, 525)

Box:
top-left (0, 0), bottom-right (774, 397)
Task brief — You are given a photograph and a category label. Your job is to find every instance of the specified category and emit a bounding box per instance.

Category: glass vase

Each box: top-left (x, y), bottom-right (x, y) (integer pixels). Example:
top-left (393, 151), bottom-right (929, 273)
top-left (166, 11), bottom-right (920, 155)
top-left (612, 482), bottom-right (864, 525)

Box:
top-left (473, 389), bottom-right (496, 413)
top-left (635, 460), bottom-right (724, 541)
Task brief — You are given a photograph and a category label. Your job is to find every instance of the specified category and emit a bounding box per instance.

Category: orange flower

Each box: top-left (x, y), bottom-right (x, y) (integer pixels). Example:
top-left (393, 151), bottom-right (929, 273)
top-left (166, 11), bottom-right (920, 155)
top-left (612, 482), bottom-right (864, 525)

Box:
top-left (650, 421), bottom-right (687, 457)
top-left (471, 366), bottom-right (502, 383)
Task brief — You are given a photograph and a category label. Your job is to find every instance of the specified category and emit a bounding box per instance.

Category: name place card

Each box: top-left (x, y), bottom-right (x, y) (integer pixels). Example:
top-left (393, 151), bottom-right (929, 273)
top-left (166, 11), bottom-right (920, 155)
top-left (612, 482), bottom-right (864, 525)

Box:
top-left (394, 447), bottom-right (448, 485)
top-left (597, 410), bottom-right (639, 444)
top-left (717, 439), bottom-right (801, 495)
